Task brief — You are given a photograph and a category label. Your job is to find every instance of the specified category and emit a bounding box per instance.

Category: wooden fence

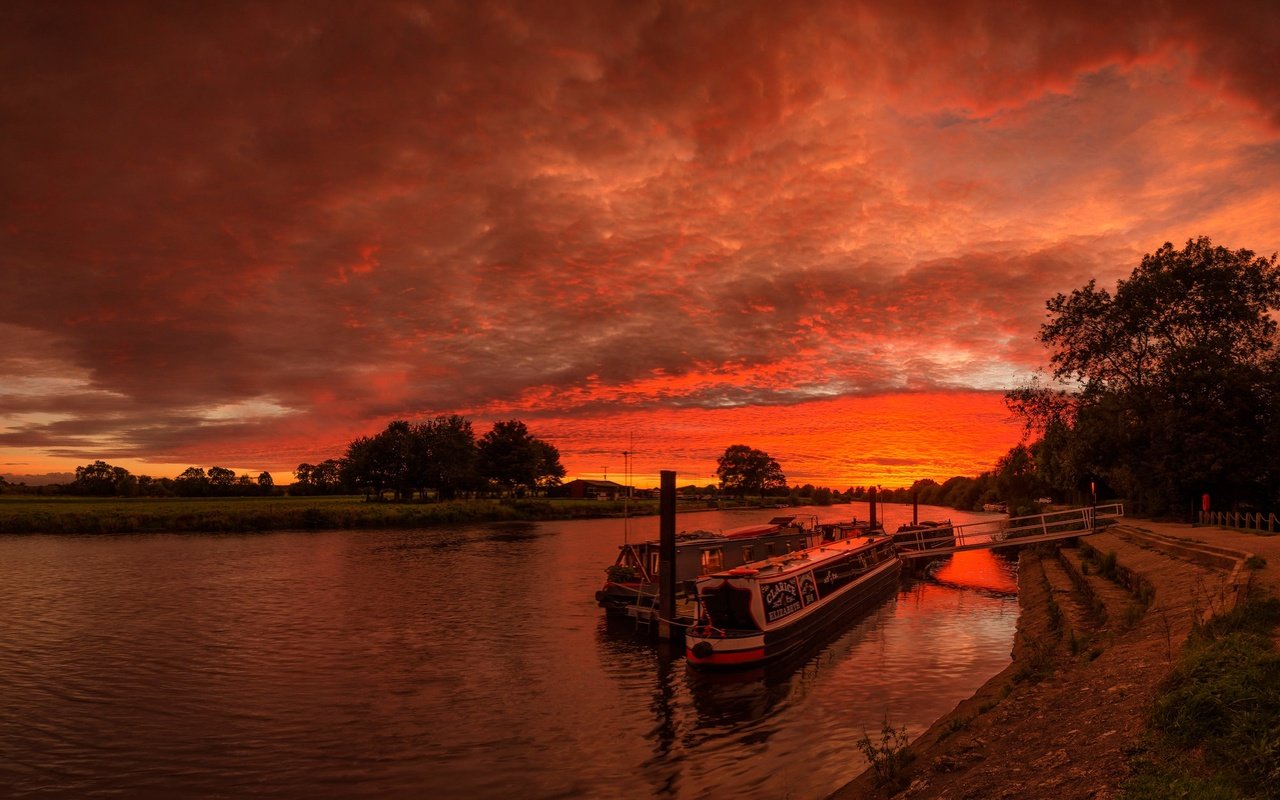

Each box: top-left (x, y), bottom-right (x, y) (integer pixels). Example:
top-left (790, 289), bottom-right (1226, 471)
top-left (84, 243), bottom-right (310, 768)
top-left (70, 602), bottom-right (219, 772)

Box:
top-left (1200, 510), bottom-right (1278, 533)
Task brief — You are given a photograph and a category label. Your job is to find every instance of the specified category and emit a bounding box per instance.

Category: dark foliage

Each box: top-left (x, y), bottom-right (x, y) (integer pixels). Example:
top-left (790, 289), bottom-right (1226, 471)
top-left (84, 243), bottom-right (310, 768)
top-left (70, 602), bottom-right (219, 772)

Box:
top-left (1008, 237), bottom-right (1280, 517)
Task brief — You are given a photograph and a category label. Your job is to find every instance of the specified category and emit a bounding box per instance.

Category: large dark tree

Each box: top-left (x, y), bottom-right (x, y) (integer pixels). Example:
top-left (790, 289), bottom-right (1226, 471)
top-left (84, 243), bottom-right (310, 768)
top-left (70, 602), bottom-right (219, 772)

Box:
top-left (71, 460), bottom-right (135, 496)
top-left (340, 436), bottom-right (397, 499)
top-left (993, 444), bottom-right (1046, 513)
top-left (412, 415), bottom-right (479, 500)
top-left (175, 466), bottom-right (209, 497)
top-left (207, 466), bottom-right (236, 495)
top-left (477, 420), bottom-right (564, 496)
top-left (716, 444), bottom-right (786, 498)
top-left (1010, 237), bottom-right (1280, 516)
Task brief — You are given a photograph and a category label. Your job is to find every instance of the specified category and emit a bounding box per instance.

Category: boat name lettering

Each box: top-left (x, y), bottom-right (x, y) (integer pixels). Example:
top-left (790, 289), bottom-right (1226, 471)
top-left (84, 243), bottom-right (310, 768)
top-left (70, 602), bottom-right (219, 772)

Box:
top-left (762, 578), bottom-right (803, 622)
top-left (799, 572), bottom-right (819, 606)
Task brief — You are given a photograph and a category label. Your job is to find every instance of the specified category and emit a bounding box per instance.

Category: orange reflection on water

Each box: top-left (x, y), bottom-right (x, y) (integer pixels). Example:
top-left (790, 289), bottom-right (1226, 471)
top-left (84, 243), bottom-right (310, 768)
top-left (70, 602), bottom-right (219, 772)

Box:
top-left (930, 550), bottom-right (1019, 595)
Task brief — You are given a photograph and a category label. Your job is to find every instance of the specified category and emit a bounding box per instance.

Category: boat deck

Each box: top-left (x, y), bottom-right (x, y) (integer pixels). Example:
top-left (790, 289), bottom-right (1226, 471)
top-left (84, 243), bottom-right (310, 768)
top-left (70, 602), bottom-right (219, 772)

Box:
top-left (623, 597), bottom-right (698, 631)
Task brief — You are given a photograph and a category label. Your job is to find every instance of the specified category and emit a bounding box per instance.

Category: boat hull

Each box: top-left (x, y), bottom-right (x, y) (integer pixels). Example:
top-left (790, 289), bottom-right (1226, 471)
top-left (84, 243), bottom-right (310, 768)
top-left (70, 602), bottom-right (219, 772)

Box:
top-left (686, 557), bottom-right (901, 670)
top-left (596, 582), bottom-right (657, 616)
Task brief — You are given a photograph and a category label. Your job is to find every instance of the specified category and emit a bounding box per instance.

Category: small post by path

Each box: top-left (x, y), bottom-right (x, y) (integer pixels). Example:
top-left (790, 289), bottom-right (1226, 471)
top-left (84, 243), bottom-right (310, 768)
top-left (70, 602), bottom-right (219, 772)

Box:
top-left (658, 470), bottom-right (676, 640)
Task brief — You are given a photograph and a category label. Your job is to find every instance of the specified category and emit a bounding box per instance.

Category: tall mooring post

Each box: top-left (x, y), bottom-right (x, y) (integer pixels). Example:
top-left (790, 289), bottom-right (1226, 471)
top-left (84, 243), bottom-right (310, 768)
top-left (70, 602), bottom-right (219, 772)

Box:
top-left (658, 470), bottom-right (677, 640)
top-left (912, 492), bottom-right (919, 526)
top-left (869, 486), bottom-right (878, 531)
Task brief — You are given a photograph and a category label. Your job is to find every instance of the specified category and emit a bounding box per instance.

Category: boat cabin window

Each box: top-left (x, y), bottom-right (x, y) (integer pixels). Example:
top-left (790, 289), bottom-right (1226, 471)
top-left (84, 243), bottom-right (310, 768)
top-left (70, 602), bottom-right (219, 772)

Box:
top-left (701, 583), bottom-right (759, 631)
top-left (765, 543), bottom-right (775, 556)
top-left (648, 552), bottom-right (660, 577)
top-left (741, 546), bottom-right (753, 563)
top-left (700, 548), bottom-right (724, 573)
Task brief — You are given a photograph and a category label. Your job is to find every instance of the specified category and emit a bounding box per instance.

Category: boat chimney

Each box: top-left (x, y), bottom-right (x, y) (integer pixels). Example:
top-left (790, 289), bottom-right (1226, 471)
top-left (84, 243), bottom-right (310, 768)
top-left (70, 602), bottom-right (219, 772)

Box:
top-left (658, 470), bottom-right (677, 640)
top-left (869, 486), bottom-right (878, 531)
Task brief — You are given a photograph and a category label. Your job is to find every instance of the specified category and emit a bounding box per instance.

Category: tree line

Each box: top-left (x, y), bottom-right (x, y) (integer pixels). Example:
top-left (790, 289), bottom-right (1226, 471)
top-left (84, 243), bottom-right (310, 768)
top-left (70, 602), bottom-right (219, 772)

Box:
top-left (296, 417), bottom-right (566, 500)
top-left (55, 460), bottom-right (276, 497)
top-left (32, 417), bottom-right (565, 501)
top-left (712, 443), bottom-right (1015, 511)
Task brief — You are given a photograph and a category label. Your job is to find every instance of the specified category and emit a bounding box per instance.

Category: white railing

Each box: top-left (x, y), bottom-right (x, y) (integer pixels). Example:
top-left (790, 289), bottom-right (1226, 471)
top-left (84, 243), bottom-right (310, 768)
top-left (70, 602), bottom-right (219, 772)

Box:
top-left (895, 503), bottom-right (1125, 557)
top-left (1199, 510), bottom-right (1277, 533)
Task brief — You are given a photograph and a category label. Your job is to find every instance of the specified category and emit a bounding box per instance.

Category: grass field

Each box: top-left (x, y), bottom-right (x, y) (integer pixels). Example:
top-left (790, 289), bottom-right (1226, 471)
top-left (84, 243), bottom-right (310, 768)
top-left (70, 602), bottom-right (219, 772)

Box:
top-left (0, 494), bottom-right (690, 534)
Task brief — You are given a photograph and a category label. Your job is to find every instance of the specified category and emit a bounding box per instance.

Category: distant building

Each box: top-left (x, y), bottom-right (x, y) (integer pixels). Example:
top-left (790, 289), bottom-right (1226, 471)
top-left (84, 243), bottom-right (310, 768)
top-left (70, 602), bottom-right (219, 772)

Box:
top-left (556, 479), bottom-right (630, 500)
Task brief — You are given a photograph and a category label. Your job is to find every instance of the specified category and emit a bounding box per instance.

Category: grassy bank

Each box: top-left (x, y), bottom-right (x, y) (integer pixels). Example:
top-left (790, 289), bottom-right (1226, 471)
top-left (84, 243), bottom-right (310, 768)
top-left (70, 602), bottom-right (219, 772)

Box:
top-left (0, 495), bottom-right (703, 534)
top-left (1124, 589), bottom-right (1280, 800)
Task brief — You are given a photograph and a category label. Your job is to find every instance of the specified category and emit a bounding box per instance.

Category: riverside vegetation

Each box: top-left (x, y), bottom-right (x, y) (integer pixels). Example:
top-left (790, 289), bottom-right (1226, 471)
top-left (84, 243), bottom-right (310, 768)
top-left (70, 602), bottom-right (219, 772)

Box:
top-left (0, 493), bottom-right (809, 535)
top-left (0, 495), bottom-right (666, 534)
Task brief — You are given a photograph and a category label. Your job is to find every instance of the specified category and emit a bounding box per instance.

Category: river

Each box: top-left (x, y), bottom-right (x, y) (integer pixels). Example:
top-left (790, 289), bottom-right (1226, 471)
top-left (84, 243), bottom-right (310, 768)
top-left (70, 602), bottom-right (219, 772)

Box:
top-left (0, 503), bottom-right (1017, 799)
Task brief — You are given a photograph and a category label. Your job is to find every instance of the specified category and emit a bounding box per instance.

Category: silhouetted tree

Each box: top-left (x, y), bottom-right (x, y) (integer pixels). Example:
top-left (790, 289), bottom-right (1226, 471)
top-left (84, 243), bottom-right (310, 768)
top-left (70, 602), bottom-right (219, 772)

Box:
top-left (71, 460), bottom-right (135, 496)
top-left (477, 420), bottom-right (564, 496)
top-left (716, 445), bottom-right (786, 499)
top-left (412, 415), bottom-right (479, 500)
top-left (207, 466), bottom-right (236, 495)
top-left (994, 444), bottom-right (1046, 514)
top-left (1012, 236), bottom-right (1280, 515)
top-left (175, 466), bottom-right (209, 497)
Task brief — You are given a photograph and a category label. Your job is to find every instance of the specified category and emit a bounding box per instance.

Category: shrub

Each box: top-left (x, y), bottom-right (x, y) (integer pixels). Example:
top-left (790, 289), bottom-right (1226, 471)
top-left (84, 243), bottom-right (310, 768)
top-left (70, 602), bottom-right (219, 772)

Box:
top-left (856, 719), bottom-right (915, 794)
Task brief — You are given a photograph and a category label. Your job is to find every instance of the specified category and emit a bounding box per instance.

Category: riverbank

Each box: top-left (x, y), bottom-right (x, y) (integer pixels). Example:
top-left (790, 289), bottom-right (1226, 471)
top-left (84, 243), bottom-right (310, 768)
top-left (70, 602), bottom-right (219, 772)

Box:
top-left (0, 494), bottom-right (813, 534)
top-left (0, 495), bottom-right (638, 534)
top-left (832, 519), bottom-right (1278, 799)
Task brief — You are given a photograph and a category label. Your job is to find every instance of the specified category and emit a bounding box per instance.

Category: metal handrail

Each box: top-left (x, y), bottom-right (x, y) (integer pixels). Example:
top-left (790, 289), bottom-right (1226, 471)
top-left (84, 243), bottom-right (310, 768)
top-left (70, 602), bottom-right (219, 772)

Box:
top-left (895, 503), bottom-right (1125, 558)
top-left (1199, 510), bottom-right (1277, 533)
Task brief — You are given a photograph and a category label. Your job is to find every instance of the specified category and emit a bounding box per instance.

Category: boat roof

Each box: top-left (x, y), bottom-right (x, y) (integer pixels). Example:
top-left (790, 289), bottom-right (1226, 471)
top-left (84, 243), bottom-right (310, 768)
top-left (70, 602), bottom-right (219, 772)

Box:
top-left (722, 522), bottom-right (786, 539)
top-left (704, 534), bottom-right (889, 579)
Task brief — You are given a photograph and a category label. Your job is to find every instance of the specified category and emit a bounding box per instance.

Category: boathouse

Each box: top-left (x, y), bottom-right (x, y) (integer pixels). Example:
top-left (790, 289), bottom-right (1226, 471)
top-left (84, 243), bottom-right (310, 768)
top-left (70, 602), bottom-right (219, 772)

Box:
top-left (556, 479), bottom-right (630, 500)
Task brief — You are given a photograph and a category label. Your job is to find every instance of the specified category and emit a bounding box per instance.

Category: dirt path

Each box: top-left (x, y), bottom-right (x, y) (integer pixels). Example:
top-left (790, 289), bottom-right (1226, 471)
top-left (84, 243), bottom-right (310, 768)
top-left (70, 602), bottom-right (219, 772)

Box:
top-left (829, 520), bottom-right (1271, 800)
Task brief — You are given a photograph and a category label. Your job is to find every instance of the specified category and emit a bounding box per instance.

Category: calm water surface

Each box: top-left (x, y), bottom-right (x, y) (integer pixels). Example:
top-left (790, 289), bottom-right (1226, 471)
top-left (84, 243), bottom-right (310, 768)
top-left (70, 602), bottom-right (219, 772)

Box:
top-left (0, 503), bottom-right (1017, 799)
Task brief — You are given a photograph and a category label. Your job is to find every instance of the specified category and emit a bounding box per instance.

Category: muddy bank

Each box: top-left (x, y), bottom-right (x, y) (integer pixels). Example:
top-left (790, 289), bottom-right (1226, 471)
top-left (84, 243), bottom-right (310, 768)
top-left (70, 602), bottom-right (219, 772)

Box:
top-left (831, 521), bottom-right (1261, 800)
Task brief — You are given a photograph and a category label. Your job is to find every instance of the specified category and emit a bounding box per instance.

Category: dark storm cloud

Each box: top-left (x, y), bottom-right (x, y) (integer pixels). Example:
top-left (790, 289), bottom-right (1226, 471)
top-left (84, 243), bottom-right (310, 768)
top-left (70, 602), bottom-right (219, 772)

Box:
top-left (1, 0), bottom-right (1277, 471)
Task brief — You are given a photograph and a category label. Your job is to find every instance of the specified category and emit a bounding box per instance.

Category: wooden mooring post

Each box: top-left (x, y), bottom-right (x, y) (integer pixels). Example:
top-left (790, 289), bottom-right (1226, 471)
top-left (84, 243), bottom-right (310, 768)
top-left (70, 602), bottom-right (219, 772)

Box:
top-left (658, 470), bottom-right (677, 640)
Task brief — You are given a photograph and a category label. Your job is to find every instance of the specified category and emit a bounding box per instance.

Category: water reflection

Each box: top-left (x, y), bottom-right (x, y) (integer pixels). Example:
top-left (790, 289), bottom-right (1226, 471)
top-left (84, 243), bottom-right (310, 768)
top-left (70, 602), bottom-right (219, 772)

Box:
top-left (593, 539), bottom-right (1016, 797)
top-left (0, 504), bottom-right (1018, 800)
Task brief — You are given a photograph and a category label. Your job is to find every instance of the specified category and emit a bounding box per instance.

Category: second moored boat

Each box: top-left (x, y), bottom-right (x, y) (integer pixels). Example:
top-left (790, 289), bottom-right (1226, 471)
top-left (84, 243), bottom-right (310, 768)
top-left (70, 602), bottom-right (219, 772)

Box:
top-left (685, 531), bottom-right (901, 669)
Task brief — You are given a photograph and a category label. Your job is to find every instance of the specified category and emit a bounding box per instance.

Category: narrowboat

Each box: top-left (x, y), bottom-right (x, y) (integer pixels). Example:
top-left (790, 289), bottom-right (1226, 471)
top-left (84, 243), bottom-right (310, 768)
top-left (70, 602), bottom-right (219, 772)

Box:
top-left (596, 516), bottom-right (817, 616)
top-left (815, 518), bottom-right (883, 543)
top-left (685, 533), bottom-right (901, 669)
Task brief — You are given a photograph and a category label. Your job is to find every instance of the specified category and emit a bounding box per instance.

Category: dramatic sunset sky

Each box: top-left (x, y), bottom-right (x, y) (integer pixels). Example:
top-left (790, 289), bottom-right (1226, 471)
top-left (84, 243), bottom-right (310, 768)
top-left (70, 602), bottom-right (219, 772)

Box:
top-left (3, 1), bottom-right (1279, 487)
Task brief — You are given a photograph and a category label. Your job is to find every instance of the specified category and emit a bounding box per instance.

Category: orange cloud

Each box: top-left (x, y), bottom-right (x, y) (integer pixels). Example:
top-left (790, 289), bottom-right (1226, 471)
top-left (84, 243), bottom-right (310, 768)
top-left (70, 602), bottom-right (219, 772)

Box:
top-left (1, 1), bottom-right (1277, 481)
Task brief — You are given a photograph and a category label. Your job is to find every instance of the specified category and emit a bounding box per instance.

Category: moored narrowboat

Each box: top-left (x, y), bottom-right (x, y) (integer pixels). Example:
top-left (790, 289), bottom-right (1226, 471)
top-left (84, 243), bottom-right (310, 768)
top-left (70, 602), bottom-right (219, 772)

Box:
top-left (685, 533), bottom-right (901, 669)
top-left (596, 516), bottom-right (817, 616)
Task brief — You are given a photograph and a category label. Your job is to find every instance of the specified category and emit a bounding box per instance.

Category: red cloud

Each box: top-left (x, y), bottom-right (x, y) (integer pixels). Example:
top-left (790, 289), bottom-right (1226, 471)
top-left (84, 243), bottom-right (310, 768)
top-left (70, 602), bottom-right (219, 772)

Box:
top-left (1, 1), bottom-right (1277, 478)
